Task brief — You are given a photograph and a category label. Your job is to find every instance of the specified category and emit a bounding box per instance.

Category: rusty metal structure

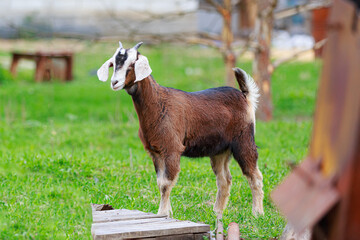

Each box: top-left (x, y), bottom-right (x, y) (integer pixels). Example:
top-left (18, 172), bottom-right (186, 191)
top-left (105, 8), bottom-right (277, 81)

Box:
top-left (272, 0), bottom-right (360, 239)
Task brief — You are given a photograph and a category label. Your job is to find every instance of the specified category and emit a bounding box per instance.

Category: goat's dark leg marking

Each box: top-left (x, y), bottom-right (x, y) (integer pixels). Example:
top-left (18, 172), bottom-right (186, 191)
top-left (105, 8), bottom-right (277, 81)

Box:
top-left (210, 149), bottom-right (232, 218)
top-left (151, 152), bottom-right (181, 216)
top-left (232, 126), bottom-right (264, 216)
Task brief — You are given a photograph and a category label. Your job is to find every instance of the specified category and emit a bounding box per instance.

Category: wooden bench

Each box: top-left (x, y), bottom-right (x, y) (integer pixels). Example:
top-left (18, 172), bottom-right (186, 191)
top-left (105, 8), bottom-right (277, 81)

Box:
top-left (91, 204), bottom-right (211, 240)
top-left (10, 51), bottom-right (73, 82)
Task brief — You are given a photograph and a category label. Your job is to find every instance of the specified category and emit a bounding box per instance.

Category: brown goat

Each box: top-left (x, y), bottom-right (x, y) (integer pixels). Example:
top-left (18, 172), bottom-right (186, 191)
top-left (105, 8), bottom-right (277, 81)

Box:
top-left (97, 42), bottom-right (264, 219)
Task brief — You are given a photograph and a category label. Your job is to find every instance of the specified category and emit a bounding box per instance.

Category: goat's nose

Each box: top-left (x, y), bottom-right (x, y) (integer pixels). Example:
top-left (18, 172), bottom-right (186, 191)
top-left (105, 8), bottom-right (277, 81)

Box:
top-left (112, 80), bottom-right (119, 87)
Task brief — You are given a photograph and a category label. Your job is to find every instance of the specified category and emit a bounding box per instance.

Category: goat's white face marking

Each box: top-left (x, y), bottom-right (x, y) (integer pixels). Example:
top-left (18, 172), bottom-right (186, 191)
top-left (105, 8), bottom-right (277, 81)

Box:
top-left (110, 48), bottom-right (137, 91)
top-left (97, 41), bottom-right (152, 91)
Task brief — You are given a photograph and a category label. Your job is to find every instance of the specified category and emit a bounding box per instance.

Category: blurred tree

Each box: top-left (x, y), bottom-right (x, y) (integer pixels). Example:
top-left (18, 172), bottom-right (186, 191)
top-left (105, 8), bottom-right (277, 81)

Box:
top-left (252, 0), bottom-right (278, 121)
top-left (205, 0), bottom-right (237, 87)
top-left (204, 0), bottom-right (277, 121)
top-left (238, 0), bottom-right (257, 37)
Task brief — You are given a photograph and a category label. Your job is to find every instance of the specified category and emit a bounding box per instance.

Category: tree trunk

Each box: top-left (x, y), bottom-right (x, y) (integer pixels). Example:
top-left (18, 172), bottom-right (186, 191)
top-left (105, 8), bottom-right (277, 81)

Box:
top-left (224, 52), bottom-right (236, 87)
top-left (238, 0), bottom-right (257, 37)
top-left (222, 0), bottom-right (237, 87)
top-left (205, 0), bottom-right (237, 86)
top-left (252, 0), bottom-right (277, 121)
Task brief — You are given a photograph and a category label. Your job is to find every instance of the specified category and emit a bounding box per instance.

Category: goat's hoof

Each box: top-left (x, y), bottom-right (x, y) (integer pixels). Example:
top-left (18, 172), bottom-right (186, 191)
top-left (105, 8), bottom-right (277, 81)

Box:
top-left (157, 212), bottom-right (170, 217)
top-left (157, 209), bottom-right (172, 218)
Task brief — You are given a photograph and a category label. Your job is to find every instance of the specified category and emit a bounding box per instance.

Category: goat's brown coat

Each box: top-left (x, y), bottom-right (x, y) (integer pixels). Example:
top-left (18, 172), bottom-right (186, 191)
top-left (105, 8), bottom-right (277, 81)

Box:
top-left (124, 69), bottom-right (258, 181)
top-left (99, 43), bottom-right (264, 217)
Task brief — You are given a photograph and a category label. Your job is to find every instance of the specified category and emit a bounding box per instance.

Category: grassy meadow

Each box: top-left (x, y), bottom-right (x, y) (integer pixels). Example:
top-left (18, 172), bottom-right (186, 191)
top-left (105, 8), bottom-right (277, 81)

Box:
top-left (0, 41), bottom-right (321, 239)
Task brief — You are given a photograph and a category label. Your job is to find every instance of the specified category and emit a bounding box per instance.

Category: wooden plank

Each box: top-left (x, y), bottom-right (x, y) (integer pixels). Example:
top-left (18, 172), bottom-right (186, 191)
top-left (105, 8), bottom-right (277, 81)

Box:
top-left (92, 217), bottom-right (178, 231)
top-left (93, 209), bottom-right (167, 223)
top-left (136, 233), bottom-right (195, 240)
top-left (93, 209), bottom-right (142, 214)
top-left (12, 51), bottom-right (73, 57)
top-left (91, 204), bottom-right (114, 211)
top-left (271, 158), bottom-right (339, 232)
top-left (91, 207), bottom-right (210, 240)
top-left (92, 218), bottom-right (210, 240)
top-left (130, 233), bottom-right (211, 240)
top-left (93, 218), bottom-right (209, 234)
top-left (194, 232), bottom-right (211, 240)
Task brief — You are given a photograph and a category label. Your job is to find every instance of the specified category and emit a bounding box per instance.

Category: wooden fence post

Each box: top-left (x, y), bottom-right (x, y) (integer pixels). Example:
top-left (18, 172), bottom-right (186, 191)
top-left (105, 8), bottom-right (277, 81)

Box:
top-left (271, 1), bottom-right (360, 239)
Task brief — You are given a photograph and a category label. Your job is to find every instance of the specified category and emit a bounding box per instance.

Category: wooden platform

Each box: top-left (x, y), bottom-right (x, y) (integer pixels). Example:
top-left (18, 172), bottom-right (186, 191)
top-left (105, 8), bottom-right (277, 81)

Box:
top-left (10, 51), bottom-right (73, 82)
top-left (91, 205), bottom-right (210, 240)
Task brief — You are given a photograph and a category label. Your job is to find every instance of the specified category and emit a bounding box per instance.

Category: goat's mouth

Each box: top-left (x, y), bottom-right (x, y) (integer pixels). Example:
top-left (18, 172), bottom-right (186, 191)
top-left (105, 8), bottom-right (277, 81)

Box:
top-left (112, 84), bottom-right (124, 91)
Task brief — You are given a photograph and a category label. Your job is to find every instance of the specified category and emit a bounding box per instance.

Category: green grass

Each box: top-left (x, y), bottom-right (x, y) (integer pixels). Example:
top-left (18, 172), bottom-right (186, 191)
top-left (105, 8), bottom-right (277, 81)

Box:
top-left (0, 42), bottom-right (321, 239)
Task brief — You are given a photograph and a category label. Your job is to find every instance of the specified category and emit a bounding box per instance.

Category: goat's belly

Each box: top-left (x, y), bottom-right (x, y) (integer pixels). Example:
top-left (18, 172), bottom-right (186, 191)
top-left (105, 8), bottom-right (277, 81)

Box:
top-left (182, 135), bottom-right (230, 158)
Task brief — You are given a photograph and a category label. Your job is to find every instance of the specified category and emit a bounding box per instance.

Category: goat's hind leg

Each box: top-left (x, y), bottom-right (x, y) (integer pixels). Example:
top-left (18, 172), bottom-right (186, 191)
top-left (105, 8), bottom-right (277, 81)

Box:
top-left (210, 149), bottom-right (232, 219)
top-left (247, 166), bottom-right (264, 216)
top-left (232, 126), bottom-right (264, 216)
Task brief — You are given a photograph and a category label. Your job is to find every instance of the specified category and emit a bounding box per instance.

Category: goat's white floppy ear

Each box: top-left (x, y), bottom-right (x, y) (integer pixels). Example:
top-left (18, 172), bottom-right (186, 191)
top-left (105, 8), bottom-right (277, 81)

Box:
top-left (134, 55), bottom-right (152, 82)
top-left (97, 59), bottom-right (113, 82)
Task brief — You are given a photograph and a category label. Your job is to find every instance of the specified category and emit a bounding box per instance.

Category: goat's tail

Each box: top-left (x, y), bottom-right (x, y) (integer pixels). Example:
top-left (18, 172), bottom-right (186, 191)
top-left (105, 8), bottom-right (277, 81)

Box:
top-left (233, 68), bottom-right (260, 112)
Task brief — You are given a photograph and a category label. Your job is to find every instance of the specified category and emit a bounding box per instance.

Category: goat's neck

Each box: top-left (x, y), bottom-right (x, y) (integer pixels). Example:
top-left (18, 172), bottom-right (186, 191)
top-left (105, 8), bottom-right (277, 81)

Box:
top-left (131, 76), bottom-right (163, 122)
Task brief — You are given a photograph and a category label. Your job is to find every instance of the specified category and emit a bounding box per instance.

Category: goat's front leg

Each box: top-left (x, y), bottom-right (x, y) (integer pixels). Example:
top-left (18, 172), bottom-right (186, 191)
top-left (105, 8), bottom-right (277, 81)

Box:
top-left (151, 153), bottom-right (181, 217)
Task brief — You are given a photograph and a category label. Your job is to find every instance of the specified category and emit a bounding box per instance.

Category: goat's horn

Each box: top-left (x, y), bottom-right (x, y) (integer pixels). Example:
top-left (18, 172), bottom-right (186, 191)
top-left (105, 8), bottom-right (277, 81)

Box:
top-left (133, 42), bottom-right (143, 50)
top-left (119, 41), bottom-right (123, 49)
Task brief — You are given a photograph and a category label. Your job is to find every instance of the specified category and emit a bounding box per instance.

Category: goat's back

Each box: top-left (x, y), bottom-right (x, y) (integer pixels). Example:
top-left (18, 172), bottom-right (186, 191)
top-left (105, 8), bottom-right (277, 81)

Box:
top-left (165, 86), bottom-right (251, 158)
